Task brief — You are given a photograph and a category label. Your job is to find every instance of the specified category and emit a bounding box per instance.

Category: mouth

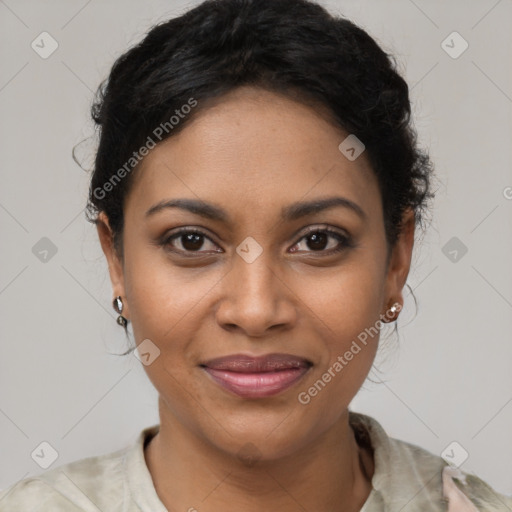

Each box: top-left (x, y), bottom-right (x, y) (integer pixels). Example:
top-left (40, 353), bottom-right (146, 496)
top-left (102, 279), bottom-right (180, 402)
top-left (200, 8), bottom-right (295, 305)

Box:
top-left (200, 353), bottom-right (313, 399)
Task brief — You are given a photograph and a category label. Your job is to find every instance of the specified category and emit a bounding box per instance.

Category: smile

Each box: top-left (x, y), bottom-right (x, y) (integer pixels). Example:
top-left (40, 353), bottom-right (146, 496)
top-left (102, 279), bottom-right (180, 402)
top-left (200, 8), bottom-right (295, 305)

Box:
top-left (201, 366), bottom-right (311, 398)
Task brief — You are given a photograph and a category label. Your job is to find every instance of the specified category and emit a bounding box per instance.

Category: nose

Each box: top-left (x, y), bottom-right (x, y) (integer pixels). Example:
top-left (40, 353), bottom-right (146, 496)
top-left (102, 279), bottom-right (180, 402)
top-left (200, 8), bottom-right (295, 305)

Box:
top-left (215, 251), bottom-right (298, 337)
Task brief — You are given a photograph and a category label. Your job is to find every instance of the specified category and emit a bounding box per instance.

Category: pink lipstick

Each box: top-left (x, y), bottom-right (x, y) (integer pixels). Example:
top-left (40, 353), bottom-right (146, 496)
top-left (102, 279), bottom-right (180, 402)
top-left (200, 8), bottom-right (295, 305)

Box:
top-left (201, 353), bottom-right (312, 399)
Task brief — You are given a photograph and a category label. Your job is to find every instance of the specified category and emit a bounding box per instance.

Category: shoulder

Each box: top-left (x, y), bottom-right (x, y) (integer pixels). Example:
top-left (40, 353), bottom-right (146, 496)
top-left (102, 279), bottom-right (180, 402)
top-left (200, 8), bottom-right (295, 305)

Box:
top-left (349, 411), bottom-right (512, 511)
top-left (0, 443), bottom-right (128, 512)
top-left (442, 466), bottom-right (512, 512)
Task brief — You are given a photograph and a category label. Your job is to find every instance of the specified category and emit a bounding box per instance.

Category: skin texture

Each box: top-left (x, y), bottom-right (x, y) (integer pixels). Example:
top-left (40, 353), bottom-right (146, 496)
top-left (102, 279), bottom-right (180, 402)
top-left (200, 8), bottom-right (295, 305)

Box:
top-left (97, 86), bottom-right (415, 512)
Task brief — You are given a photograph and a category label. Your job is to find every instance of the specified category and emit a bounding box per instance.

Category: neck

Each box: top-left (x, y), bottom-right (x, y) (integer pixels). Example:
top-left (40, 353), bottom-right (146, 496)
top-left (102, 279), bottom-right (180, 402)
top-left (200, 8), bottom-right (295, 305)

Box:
top-left (144, 399), bottom-right (374, 512)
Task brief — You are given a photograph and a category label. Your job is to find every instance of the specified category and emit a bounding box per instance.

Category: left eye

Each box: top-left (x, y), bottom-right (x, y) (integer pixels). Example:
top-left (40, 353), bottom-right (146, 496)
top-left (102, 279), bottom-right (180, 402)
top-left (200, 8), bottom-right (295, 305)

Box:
top-left (162, 227), bottom-right (351, 256)
top-left (290, 228), bottom-right (351, 254)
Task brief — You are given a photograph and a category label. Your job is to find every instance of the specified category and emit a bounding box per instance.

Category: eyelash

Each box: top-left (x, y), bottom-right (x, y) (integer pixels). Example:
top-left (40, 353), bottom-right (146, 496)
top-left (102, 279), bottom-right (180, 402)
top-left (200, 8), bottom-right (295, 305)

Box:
top-left (160, 225), bottom-right (353, 258)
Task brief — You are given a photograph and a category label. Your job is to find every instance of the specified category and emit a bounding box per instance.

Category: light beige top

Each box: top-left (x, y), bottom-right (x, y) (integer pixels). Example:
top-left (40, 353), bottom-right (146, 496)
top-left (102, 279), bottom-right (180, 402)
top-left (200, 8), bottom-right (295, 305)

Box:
top-left (1, 412), bottom-right (510, 511)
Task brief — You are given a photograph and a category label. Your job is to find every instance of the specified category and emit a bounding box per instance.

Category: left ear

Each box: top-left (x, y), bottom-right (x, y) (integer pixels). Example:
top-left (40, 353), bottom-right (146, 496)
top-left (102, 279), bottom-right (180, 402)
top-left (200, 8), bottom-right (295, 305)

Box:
top-left (382, 208), bottom-right (416, 314)
top-left (96, 211), bottom-right (130, 320)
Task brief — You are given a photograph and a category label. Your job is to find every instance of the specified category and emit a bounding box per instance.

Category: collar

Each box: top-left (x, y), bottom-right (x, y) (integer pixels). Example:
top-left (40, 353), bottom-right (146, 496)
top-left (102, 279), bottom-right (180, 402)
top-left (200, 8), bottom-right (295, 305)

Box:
top-left (123, 411), bottom-right (447, 511)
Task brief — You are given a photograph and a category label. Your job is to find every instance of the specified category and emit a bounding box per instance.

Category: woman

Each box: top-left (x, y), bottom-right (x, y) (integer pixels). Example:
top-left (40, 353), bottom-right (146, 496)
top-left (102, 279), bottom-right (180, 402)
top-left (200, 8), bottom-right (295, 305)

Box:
top-left (1, 0), bottom-right (510, 510)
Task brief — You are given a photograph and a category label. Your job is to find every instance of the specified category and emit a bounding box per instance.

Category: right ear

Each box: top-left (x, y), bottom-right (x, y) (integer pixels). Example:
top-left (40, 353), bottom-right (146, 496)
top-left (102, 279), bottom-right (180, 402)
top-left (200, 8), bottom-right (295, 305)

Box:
top-left (96, 212), bottom-right (128, 317)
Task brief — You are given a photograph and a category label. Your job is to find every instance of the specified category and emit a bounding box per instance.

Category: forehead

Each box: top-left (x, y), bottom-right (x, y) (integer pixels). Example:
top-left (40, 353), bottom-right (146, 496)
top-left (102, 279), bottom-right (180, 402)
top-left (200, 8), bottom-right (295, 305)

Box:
top-left (125, 87), bottom-right (381, 227)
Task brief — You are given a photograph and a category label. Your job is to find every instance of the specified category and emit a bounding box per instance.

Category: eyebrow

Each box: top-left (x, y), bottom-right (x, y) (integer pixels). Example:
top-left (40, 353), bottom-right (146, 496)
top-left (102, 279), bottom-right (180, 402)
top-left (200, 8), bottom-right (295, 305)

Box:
top-left (145, 196), bottom-right (367, 223)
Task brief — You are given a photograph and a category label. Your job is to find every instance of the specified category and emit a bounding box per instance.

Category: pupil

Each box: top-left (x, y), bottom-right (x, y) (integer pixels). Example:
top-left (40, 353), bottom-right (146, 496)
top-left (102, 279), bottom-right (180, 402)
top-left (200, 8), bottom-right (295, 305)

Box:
top-left (308, 232), bottom-right (327, 251)
top-left (182, 233), bottom-right (203, 251)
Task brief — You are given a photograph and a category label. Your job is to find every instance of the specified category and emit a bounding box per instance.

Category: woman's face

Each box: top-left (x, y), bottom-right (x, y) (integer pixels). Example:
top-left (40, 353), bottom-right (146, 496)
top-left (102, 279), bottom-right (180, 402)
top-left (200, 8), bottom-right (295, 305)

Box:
top-left (98, 86), bottom-right (414, 460)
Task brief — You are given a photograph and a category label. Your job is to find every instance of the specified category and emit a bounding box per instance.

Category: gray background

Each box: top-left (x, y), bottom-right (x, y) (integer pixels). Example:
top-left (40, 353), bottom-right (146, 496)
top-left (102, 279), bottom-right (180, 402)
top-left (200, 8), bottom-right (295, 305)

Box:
top-left (1, 0), bottom-right (511, 496)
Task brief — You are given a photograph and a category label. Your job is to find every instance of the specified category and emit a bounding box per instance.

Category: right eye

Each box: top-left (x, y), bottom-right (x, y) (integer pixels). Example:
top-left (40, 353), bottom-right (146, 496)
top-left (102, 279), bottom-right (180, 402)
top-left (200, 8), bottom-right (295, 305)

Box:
top-left (161, 228), bottom-right (222, 256)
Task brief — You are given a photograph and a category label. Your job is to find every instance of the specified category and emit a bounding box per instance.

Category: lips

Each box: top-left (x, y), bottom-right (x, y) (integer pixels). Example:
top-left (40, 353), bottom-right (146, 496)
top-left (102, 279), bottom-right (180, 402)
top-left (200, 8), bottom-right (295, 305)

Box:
top-left (200, 353), bottom-right (312, 399)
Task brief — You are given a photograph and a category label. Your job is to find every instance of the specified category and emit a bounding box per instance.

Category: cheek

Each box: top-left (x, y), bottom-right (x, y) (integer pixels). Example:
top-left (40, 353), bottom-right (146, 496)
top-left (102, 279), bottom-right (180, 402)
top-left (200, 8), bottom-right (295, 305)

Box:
top-left (291, 263), bottom-right (383, 411)
top-left (294, 266), bottom-right (387, 428)
top-left (123, 249), bottom-right (229, 410)
top-left (124, 239), bottom-right (220, 340)
top-left (123, 252), bottom-right (217, 419)
top-left (293, 255), bottom-right (385, 343)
